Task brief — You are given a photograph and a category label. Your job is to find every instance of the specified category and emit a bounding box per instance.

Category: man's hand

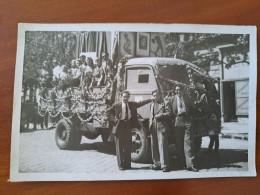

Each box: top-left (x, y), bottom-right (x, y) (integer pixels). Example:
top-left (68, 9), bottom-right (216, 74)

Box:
top-left (177, 111), bottom-right (186, 116)
top-left (155, 113), bottom-right (162, 120)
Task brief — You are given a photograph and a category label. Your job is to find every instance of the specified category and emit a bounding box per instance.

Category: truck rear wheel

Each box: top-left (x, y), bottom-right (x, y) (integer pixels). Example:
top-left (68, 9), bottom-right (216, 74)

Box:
top-left (131, 127), bottom-right (149, 163)
top-left (55, 119), bottom-right (82, 150)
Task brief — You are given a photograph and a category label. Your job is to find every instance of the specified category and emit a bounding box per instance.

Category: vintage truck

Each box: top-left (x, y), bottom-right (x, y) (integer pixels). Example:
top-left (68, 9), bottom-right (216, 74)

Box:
top-left (38, 57), bottom-right (221, 163)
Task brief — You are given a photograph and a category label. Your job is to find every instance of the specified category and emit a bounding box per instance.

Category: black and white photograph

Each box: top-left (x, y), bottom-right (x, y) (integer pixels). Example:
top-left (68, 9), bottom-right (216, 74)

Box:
top-left (10, 23), bottom-right (256, 181)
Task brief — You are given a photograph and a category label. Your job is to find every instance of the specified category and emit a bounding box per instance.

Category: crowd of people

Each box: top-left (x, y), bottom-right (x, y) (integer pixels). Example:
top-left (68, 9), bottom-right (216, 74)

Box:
top-left (38, 52), bottom-right (117, 92)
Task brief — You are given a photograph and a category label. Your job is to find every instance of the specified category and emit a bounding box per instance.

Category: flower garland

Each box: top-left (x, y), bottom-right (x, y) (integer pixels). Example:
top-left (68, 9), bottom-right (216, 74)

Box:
top-left (38, 86), bottom-right (110, 124)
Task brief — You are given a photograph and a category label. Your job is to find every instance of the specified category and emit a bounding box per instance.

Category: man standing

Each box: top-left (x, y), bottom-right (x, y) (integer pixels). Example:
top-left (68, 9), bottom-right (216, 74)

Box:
top-left (106, 90), bottom-right (151, 170)
top-left (90, 58), bottom-right (104, 87)
top-left (149, 91), bottom-right (170, 172)
top-left (101, 52), bottom-right (114, 85)
top-left (167, 85), bottom-right (199, 172)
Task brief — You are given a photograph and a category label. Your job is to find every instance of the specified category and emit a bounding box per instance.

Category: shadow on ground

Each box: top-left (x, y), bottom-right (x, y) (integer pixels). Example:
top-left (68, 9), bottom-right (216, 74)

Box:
top-left (20, 128), bottom-right (53, 133)
top-left (78, 141), bottom-right (248, 171)
top-left (195, 148), bottom-right (248, 170)
top-left (79, 142), bottom-right (116, 156)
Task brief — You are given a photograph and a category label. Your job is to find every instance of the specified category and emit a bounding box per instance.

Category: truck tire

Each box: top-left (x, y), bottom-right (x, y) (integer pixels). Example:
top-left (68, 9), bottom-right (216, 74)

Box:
top-left (131, 127), bottom-right (149, 163)
top-left (101, 131), bottom-right (110, 143)
top-left (55, 119), bottom-right (82, 150)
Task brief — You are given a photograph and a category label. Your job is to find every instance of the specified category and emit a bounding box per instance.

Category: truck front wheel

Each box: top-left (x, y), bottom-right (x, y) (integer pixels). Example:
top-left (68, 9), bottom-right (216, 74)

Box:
top-left (55, 119), bottom-right (82, 150)
top-left (131, 127), bottom-right (149, 163)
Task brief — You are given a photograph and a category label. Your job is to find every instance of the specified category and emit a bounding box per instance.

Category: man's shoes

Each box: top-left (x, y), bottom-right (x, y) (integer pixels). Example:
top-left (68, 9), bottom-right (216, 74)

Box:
top-left (187, 166), bottom-right (199, 172)
top-left (119, 165), bottom-right (132, 170)
top-left (150, 164), bottom-right (161, 170)
top-left (163, 167), bottom-right (170, 172)
top-left (119, 167), bottom-right (125, 171)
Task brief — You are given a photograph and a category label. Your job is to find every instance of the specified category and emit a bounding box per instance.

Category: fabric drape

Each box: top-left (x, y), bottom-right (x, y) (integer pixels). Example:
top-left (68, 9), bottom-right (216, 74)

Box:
top-left (75, 31), bottom-right (110, 59)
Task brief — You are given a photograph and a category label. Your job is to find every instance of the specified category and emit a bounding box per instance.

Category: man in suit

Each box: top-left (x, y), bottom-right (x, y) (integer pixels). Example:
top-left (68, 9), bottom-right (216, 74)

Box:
top-left (106, 90), bottom-right (151, 170)
top-left (101, 52), bottom-right (114, 85)
top-left (167, 85), bottom-right (199, 172)
top-left (149, 91), bottom-right (170, 172)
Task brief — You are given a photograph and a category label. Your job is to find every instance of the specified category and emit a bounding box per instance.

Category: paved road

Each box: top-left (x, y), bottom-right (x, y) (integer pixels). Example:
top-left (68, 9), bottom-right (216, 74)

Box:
top-left (19, 128), bottom-right (248, 174)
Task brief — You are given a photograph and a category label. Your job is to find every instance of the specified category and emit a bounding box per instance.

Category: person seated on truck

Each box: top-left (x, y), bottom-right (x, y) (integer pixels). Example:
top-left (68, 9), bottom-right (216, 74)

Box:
top-left (70, 59), bottom-right (80, 78)
top-left (90, 58), bottom-right (104, 88)
top-left (101, 52), bottom-right (114, 85)
top-left (38, 61), bottom-right (52, 88)
top-left (52, 59), bottom-right (63, 84)
top-left (70, 59), bottom-right (76, 69)
top-left (79, 57), bottom-right (93, 74)
top-left (79, 54), bottom-right (87, 66)
top-left (76, 59), bottom-right (82, 68)
top-left (55, 65), bottom-right (74, 93)
top-left (111, 63), bottom-right (125, 100)
top-left (79, 58), bottom-right (93, 90)
top-left (69, 59), bottom-right (81, 87)
top-left (86, 57), bottom-right (95, 70)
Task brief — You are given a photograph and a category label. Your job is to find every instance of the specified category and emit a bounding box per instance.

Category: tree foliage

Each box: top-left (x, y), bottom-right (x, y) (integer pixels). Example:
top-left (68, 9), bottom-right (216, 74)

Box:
top-left (164, 33), bottom-right (249, 71)
top-left (23, 31), bottom-right (77, 87)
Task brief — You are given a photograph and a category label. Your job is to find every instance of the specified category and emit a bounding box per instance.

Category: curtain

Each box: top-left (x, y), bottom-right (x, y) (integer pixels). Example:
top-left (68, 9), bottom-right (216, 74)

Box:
top-left (75, 31), bottom-right (110, 59)
top-left (85, 32), bottom-right (96, 52)
top-left (75, 32), bottom-right (80, 59)
top-left (75, 32), bottom-right (85, 58)
top-left (112, 31), bottom-right (119, 62)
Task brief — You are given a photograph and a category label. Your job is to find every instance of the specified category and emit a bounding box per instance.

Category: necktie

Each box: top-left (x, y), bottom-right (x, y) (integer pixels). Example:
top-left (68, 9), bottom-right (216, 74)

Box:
top-left (180, 98), bottom-right (183, 109)
top-left (125, 104), bottom-right (128, 120)
top-left (152, 103), bottom-right (155, 117)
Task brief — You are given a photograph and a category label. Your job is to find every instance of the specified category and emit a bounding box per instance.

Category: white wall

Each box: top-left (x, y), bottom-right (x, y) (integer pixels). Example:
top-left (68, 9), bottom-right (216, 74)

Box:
top-left (224, 62), bottom-right (249, 80)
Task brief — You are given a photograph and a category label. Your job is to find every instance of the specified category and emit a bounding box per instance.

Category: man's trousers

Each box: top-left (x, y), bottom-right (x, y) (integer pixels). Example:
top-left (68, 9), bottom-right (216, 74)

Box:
top-left (114, 121), bottom-right (132, 169)
top-left (175, 125), bottom-right (195, 168)
top-left (150, 124), bottom-right (169, 168)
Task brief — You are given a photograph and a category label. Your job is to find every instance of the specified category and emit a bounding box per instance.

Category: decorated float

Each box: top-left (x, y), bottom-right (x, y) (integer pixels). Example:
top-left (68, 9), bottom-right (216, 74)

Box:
top-left (37, 57), bottom-right (221, 163)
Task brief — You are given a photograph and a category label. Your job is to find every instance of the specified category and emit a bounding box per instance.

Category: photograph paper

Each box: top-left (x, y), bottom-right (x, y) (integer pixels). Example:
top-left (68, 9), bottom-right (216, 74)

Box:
top-left (10, 23), bottom-right (257, 181)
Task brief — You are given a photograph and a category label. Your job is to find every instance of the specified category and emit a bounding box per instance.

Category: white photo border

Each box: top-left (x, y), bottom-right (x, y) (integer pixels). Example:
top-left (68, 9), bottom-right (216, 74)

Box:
top-left (10, 23), bottom-right (257, 182)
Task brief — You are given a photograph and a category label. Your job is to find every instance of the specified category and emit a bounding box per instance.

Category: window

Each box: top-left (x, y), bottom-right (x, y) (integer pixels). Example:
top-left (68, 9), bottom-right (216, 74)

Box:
top-left (126, 67), bottom-right (157, 91)
top-left (138, 74), bottom-right (149, 83)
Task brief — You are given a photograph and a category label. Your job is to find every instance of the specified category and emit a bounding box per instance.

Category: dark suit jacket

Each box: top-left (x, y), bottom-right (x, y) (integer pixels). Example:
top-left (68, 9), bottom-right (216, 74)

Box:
top-left (167, 95), bottom-right (195, 127)
top-left (149, 102), bottom-right (170, 133)
top-left (106, 99), bottom-right (151, 135)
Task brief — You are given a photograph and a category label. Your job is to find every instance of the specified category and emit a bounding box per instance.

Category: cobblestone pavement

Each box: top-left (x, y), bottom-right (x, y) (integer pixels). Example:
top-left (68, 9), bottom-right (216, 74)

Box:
top-left (19, 128), bottom-right (248, 174)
